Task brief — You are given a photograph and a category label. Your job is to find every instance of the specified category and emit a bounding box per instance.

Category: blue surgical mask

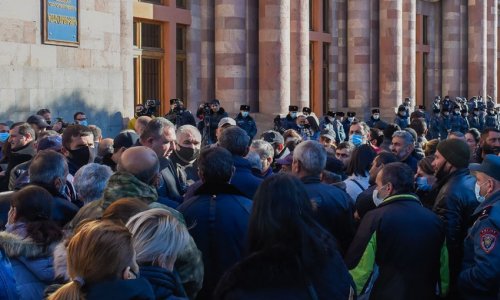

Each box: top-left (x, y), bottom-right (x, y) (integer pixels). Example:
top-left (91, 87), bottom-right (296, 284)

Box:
top-left (350, 134), bottom-right (363, 147)
top-left (372, 189), bottom-right (384, 207)
top-left (0, 132), bottom-right (9, 143)
top-left (79, 120), bottom-right (88, 127)
top-left (475, 182), bottom-right (487, 203)
top-left (290, 112), bottom-right (297, 118)
top-left (347, 117), bottom-right (354, 122)
top-left (241, 111), bottom-right (249, 118)
top-left (415, 176), bottom-right (432, 191)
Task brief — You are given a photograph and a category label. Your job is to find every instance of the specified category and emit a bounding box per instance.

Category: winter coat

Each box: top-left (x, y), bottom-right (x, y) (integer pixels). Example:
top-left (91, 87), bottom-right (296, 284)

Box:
top-left (198, 108), bottom-right (228, 144)
top-left (140, 265), bottom-right (188, 300)
top-left (84, 278), bottom-right (155, 300)
top-left (429, 114), bottom-right (441, 140)
top-left (0, 249), bottom-right (18, 299)
top-left (366, 117), bottom-right (388, 130)
top-left (230, 155), bottom-right (263, 199)
top-left (165, 109), bottom-right (196, 128)
top-left (439, 115), bottom-right (452, 139)
top-left (0, 142), bottom-right (36, 192)
top-left (215, 245), bottom-right (355, 300)
top-left (235, 114), bottom-right (257, 141)
top-left (179, 182), bottom-right (252, 300)
top-left (0, 231), bottom-right (57, 300)
top-left (321, 118), bottom-right (346, 143)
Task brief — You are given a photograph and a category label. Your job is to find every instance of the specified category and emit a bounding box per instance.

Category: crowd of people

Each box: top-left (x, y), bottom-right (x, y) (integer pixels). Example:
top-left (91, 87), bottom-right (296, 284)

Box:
top-left (0, 96), bottom-right (499, 300)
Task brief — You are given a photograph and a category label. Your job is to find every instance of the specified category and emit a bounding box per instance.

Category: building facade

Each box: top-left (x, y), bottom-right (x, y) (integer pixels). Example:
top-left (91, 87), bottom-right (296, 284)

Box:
top-left (0, 0), bottom-right (499, 136)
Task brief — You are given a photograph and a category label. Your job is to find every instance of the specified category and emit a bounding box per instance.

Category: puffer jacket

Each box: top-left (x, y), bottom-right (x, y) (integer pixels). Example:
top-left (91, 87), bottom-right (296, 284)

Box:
top-left (0, 249), bottom-right (18, 299)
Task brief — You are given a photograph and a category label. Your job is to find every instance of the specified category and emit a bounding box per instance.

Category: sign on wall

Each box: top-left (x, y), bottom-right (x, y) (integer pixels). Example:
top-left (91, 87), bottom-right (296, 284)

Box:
top-left (43, 0), bottom-right (79, 46)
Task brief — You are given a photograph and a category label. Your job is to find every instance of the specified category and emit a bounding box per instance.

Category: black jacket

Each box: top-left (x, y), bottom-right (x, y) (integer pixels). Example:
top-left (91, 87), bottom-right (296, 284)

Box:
top-left (139, 265), bottom-right (188, 300)
top-left (198, 108), bottom-right (228, 144)
top-left (84, 278), bottom-right (155, 300)
top-left (0, 143), bottom-right (36, 192)
top-left (431, 168), bottom-right (478, 287)
top-left (159, 157), bottom-right (183, 203)
top-left (301, 176), bottom-right (355, 255)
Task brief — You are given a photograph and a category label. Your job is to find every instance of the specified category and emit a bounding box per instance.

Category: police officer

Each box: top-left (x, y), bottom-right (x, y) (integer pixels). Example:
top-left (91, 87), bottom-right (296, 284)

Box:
top-left (451, 105), bottom-right (465, 133)
top-left (469, 107), bottom-right (482, 131)
top-left (485, 108), bottom-right (498, 129)
top-left (459, 155), bottom-right (500, 299)
top-left (164, 98), bottom-right (196, 128)
top-left (428, 108), bottom-right (441, 140)
top-left (342, 112), bottom-right (356, 140)
top-left (235, 105), bottom-right (257, 142)
top-left (302, 107), bottom-right (312, 116)
top-left (394, 106), bottom-right (409, 129)
top-left (441, 95), bottom-right (452, 112)
top-left (432, 96), bottom-right (441, 111)
top-left (439, 107), bottom-right (452, 139)
top-left (468, 96), bottom-right (478, 112)
top-left (274, 105), bottom-right (299, 134)
top-left (320, 111), bottom-right (346, 143)
top-left (366, 108), bottom-right (388, 130)
top-left (461, 107), bottom-right (470, 133)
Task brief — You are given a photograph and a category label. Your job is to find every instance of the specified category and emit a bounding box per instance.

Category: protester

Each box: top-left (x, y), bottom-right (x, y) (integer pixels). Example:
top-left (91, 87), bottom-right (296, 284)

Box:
top-left (61, 125), bottom-right (94, 176)
top-left (73, 163), bottom-right (113, 205)
top-left (414, 156), bottom-right (437, 208)
top-left (390, 130), bottom-right (419, 172)
top-left (248, 139), bottom-right (274, 178)
top-left (170, 125), bottom-right (201, 192)
top-left (335, 141), bottom-right (354, 170)
top-left (343, 144), bottom-right (376, 202)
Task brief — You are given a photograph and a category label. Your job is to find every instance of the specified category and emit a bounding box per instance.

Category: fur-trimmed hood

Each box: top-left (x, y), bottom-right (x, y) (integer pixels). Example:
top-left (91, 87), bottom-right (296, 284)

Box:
top-left (53, 240), bottom-right (69, 281)
top-left (0, 231), bottom-right (54, 258)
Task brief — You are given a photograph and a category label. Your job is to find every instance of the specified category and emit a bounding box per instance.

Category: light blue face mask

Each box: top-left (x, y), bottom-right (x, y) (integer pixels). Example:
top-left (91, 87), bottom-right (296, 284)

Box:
top-left (290, 112), bottom-right (297, 118)
top-left (415, 176), bottom-right (432, 192)
top-left (241, 111), bottom-right (249, 118)
top-left (350, 134), bottom-right (363, 147)
top-left (79, 120), bottom-right (88, 127)
top-left (0, 132), bottom-right (9, 143)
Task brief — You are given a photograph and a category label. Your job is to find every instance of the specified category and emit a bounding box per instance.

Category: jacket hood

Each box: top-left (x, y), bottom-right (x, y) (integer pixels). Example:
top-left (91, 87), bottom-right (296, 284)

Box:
top-left (101, 171), bottom-right (158, 210)
top-left (139, 265), bottom-right (186, 299)
top-left (53, 241), bottom-right (69, 281)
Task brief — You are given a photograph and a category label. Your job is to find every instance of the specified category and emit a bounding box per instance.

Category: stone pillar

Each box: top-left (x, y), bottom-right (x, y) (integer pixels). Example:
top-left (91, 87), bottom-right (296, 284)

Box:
top-left (186, 0), bottom-right (202, 113)
top-left (403, 0), bottom-right (416, 102)
top-left (258, 0), bottom-right (290, 115)
top-left (200, 0), bottom-right (215, 103)
top-left (468, 0), bottom-right (487, 98)
top-left (290, 0), bottom-right (309, 109)
top-left (120, 0), bottom-right (134, 116)
top-left (442, 0), bottom-right (463, 97)
top-left (379, 0), bottom-right (403, 109)
top-left (487, 0), bottom-right (498, 100)
top-left (347, 0), bottom-right (371, 109)
top-left (336, 0), bottom-right (348, 108)
top-left (215, 0), bottom-right (247, 113)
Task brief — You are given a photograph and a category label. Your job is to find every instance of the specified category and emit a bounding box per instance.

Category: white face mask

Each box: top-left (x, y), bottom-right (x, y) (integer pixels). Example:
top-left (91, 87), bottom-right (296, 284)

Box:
top-left (372, 189), bottom-right (384, 207)
top-left (475, 182), bottom-right (487, 203)
top-left (348, 117), bottom-right (354, 122)
top-left (373, 114), bottom-right (380, 120)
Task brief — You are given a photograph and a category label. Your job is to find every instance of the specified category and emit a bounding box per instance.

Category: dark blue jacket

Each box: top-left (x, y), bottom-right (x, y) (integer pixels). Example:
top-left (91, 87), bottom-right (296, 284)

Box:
top-left (301, 176), bottom-right (355, 255)
top-left (320, 118), bottom-right (346, 143)
top-left (366, 117), bottom-right (388, 130)
top-left (230, 155), bottom-right (263, 199)
top-left (235, 114), bottom-right (257, 141)
top-left (468, 115), bottom-right (482, 131)
top-left (459, 190), bottom-right (500, 300)
top-left (429, 114), bottom-right (441, 140)
top-left (0, 249), bottom-right (18, 300)
top-left (179, 183), bottom-right (252, 300)
top-left (439, 114), bottom-right (452, 139)
top-left (85, 278), bottom-right (155, 300)
top-left (139, 265), bottom-right (188, 300)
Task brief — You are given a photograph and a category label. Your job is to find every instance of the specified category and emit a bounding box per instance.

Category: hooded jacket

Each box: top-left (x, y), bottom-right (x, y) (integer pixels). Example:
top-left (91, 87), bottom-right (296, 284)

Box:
top-left (230, 155), bottom-right (263, 199)
top-left (139, 265), bottom-right (188, 300)
top-left (84, 278), bottom-right (155, 300)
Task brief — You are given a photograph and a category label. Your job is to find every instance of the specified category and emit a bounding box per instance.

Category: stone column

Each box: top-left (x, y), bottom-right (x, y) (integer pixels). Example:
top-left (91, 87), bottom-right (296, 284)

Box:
top-left (403, 0), bottom-right (416, 101)
top-left (215, 0), bottom-right (247, 113)
top-left (258, 0), bottom-right (290, 115)
top-left (379, 0), bottom-right (403, 109)
top-left (347, 0), bottom-right (371, 109)
top-left (200, 0), bottom-right (215, 103)
top-left (120, 0), bottom-right (134, 116)
top-left (186, 0), bottom-right (202, 113)
top-left (468, 0), bottom-right (487, 98)
top-left (335, 0), bottom-right (348, 108)
top-left (290, 0), bottom-right (309, 109)
top-left (442, 0), bottom-right (463, 97)
top-left (487, 0), bottom-right (498, 100)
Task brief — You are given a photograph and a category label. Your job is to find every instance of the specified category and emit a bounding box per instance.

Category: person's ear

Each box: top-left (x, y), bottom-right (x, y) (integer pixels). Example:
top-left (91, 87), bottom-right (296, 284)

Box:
top-left (122, 266), bottom-right (133, 280)
top-left (61, 147), bottom-right (69, 157)
top-left (277, 144), bottom-right (285, 151)
top-left (54, 177), bottom-right (64, 191)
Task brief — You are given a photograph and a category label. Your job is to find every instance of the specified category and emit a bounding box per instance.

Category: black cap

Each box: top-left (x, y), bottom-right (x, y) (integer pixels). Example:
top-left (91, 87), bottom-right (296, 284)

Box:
top-left (288, 105), bottom-right (299, 112)
top-left (372, 109), bottom-right (380, 114)
top-left (261, 130), bottom-right (284, 145)
top-left (398, 106), bottom-right (406, 112)
top-left (336, 111), bottom-right (345, 117)
top-left (27, 115), bottom-right (49, 128)
top-left (418, 105), bottom-right (425, 110)
top-left (302, 107), bottom-right (311, 114)
top-left (113, 131), bottom-right (139, 150)
top-left (170, 98), bottom-right (181, 105)
top-left (326, 111), bottom-right (335, 117)
top-left (211, 99), bottom-right (220, 105)
top-left (240, 105), bottom-right (250, 111)
top-left (347, 112), bottom-right (356, 117)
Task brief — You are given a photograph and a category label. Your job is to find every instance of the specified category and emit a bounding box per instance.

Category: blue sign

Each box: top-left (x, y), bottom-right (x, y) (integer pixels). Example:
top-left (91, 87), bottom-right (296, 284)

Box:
top-left (44, 0), bottom-right (79, 45)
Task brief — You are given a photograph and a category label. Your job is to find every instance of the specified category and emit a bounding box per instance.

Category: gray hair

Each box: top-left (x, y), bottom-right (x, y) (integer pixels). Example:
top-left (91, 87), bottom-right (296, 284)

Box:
top-left (73, 163), bottom-right (113, 204)
top-left (126, 208), bottom-right (190, 269)
top-left (176, 125), bottom-right (201, 143)
top-left (218, 126), bottom-right (250, 156)
top-left (392, 130), bottom-right (414, 146)
top-left (246, 151), bottom-right (263, 171)
top-left (29, 150), bottom-right (68, 185)
top-left (140, 117), bottom-right (174, 141)
top-left (293, 140), bottom-right (327, 175)
top-left (250, 139), bottom-right (274, 160)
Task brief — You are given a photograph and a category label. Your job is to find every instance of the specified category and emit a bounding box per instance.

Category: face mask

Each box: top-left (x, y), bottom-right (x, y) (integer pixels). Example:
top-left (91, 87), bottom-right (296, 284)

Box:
top-left (454, 110), bottom-right (460, 115)
top-left (304, 124), bottom-right (310, 129)
top-left (350, 134), bottom-right (363, 147)
top-left (79, 120), bottom-right (88, 127)
top-left (347, 117), bottom-right (354, 122)
top-left (327, 116), bottom-right (335, 123)
top-left (415, 176), bottom-right (432, 191)
top-left (176, 145), bottom-right (200, 162)
top-left (372, 189), bottom-right (384, 207)
top-left (290, 112), bottom-right (297, 118)
top-left (373, 114), bottom-right (380, 120)
top-left (241, 111), bottom-right (249, 118)
top-left (474, 111), bottom-right (479, 116)
top-left (475, 182), bottom-right (486, 203)
top-left (443, 113), bottom-right (449, 117)
top-left (0, 132), bottom-right (9, 143)
top-left (68, 147), bottom-right (92, 169)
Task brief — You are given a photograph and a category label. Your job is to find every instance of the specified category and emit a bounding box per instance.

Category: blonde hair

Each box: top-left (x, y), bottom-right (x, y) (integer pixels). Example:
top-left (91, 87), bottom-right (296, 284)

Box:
top-left (48, 221), bottom-right (135, 300)
top-left (126, 208), bottom-right (190, 270)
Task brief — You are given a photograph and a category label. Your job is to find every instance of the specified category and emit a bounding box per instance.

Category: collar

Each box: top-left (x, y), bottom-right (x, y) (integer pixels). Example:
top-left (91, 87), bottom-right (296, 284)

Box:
top-left (194, 182), bottom-right (246, 197)
top-left (300, 175), bottom-right (321, 184)
top-left (379, 193), bottom-right (420, 207)
top-left (473, 190), bottom-right (500, 216)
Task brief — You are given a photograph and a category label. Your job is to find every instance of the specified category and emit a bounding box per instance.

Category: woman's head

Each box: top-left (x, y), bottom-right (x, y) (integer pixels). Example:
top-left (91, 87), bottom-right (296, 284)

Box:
top-left (102, 198), bottom-right (150, 225)
top-left (346, 144), bottom-right (376, 176)
top-left (126, 209), bottom-right (189, 271)
top-left (415, 156), bottom-right (436, 189)
top-left (465, 128), bottom-right (481, 154)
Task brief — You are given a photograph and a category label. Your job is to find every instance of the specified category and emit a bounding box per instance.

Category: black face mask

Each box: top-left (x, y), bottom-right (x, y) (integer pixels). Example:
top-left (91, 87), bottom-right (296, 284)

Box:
top-left (176, 146), bottom-right (200, 162)
top-left (68, 147), bottom-right (92, 169)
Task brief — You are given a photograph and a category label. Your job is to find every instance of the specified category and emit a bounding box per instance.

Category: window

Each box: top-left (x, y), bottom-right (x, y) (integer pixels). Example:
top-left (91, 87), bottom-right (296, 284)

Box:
top-left (176, 0), bottom-right (187, 9)
top-left (322, 43), bottom-right (330, 112)
top-left (322, 0), bottom-right (329, 33)
top-left (141, 23), bottom-right (162, 48)
top-left (176, 25), bottom-right (187, 103)
top-left (140, 0), bottom-right (163, 5)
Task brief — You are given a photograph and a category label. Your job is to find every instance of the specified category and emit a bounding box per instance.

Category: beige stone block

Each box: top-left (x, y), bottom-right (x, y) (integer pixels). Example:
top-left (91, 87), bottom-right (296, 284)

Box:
top-left (57, 48), bottom-right (77, 68)
top-left (215, 4), bottom-right (235, 17)
top-left (39, 70), bottom-right (54, 89)
top-left (108, 70), bottom-right (123, 89)
top-left (89, 70), bottom-right (108, 90)
top-left (14, 89), bottom-right (30, 111)
top-left (75, 49), bottom-right (92, 68)
top-left (0, 1), bottom-right (39, 21)
top-left (22, 68), bottom-right (40, 89)
top-left (0, 18), bottom-right (24, 43)
top-left (30, 45), bottom-right (57, 68)
top-left (103, 33), bottom-right (121, 52)
top-left (0, 89), bottom-right (15, 110)
top-left (91, 50), bottom-right (120, 69)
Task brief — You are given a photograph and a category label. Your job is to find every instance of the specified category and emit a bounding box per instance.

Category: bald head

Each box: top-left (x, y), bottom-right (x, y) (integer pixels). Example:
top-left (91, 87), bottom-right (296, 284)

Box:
top-left (118, 146), bottom-right (159, 184)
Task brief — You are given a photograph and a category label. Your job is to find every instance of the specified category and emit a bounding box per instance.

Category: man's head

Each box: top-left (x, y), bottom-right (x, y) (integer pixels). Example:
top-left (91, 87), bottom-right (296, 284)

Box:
top-left (198, 147), bottom-right (234, 184)
top-left (9, 122), bottom-right (35, 150)
top-left (112, 130), bottom-right (139, 165)
top-left (470, 155), bottom-right (500, 201)
top-left (375, 162), bottom-right (414, 201)
top-left (0, 123), bottom-right (9, 144)
top-left (88, 125), bottom-right (102, 143)
top-left (29, 150), bottom-right (68, 194)
top-left (117, 146), bottom-right (160, 186)
top-left (27, 115), bottom-right (49, 136)
top-left (140, 117), bottom-right (176, 158)
top-left (249, 140), bottom-right (274, 174)
top-left (349, 121), bottom-right (369, 146)
top-left (319, 129), bottom-right (336, 149)
top-left (409, 119), bottom-right (427, 137)
top-left (73, 112), bottom-right (87, 126)
top-left (390, 130), bottom-right (415, 161)
top-left (36, 108), bottom-right (52, 125)
top-left (218, 126), bottom-right (250, 157)
top-left (210, 99), bottom-right (221, 113)
top-left (368, 151), bottom-right (399, 184)
top-left (98, 138), bottom-right (114, 158)
top-left (368, 128), bottom-right (384, 148)
top-left (479, 128), bottom-right (500, 157)
top-left (448, 131), bottom-right (466, 141)
top-left (134, 116), bottom-right (152, 136)
top-left (61, 125), bottom-right (94, 170)
top-left (74, 163), bottom-right (113, 204)
top-left (432, 139), bottom-right (470, 180)
top-left (261, 130), bottom-right (285, 157)
top-left (175, 125), bottom-right (202, 162)
top-left (296, 115), bottom-right (307, 127)
top-left (336, 141), bottom-right (355, 168)
top-left (292, 140), bottom-right (327, 177)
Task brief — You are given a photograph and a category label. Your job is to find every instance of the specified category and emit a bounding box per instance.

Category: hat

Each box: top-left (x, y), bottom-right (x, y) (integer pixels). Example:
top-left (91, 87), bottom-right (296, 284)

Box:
top-left (320, 129), bottom-right (336, 141)
top-left (326, 111), bottom-right (335, 117)
top-left (218, 117), bottom-right (236, 128)
top-left (433, 108), bottom-right (440, 113)
top-left (347, 111), bottom-right (356, 117)
top-left (288, 105), bottom-right (299, 112)
top-left (170, 98), bottom-right (181, 105)
top-left (437, 139), bottom-right (470, 169)
top-left (27, 115), bottom-right (49, 128)
top-left (276, 153), bottom-right (293, 166)
top-left (418, 105), bottom-right (425, 110)
top-left (240, 105), bottom-right (250, 111)
top-left (211, 99), bottom-right (220, 105)
top-left (372, 109), bottom-right (380, 114)
top-left (37, 135), bottom-right (62, 152)
top-left (325, 156), bottom-right (344, 173)
top-left (469, 155), bottom-right (500, 181)
top-left (398, 105), bottom-right (406, 112)
top-left (336, 111), bottom-right (345, 117)
top-left (113, 131), bottom-right (139, 150)
top-left (302, 107), bottom-right (311, 114)
top-left (261, 130), bottom-right (284, 145)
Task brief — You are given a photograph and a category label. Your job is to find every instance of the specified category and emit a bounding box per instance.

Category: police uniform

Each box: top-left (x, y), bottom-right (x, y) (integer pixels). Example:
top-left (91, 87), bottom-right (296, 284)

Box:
top-left (485, 109), bottom-right (498, 129)
top-left (438, 108), bottom-right (452, 139)
top-left (461, 108), bottom-right (471, 132)
top-left (394, 106), bottom-right (409, 129)
top-left (320, 111), bottom-right (346, 143)
top-left (235, 105), bottom-right (257, 141)
top-left (451, 108), bottom-right (466, 133)
top-left (428, 109), bottom-right (442, 140)
top-left (366, 108), bottom-right (388, 130)
top-left (302, 107), bottom-right (311, 116)
top-left (274, 105), bottom-right (299, 134)
top-left (342, 112), bottom-right (356, 140)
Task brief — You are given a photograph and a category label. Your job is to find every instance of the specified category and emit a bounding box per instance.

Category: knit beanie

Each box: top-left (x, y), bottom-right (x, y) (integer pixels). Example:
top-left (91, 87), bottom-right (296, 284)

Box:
top-left (436, 139), bottom-right (470, 169)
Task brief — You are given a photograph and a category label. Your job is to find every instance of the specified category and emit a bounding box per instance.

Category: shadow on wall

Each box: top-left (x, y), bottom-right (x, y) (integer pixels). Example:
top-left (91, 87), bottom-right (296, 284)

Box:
top-left (0, 90), bottom-right (126, 138)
